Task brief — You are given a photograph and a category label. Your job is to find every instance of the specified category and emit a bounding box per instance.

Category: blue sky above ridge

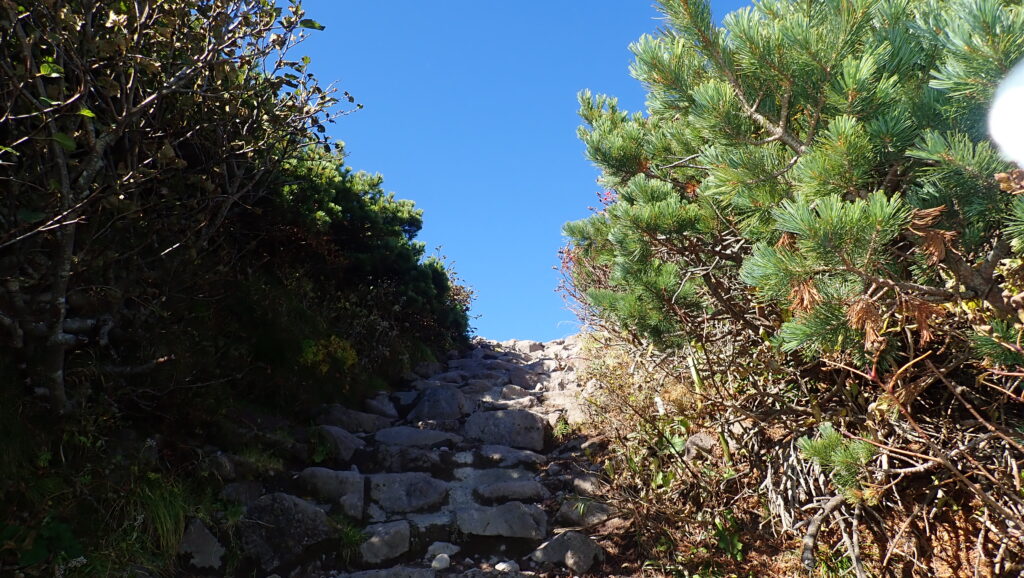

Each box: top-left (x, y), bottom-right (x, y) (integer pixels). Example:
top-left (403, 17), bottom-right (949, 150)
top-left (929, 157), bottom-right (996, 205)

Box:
top-left (297, 1), bottom-right (749, 341)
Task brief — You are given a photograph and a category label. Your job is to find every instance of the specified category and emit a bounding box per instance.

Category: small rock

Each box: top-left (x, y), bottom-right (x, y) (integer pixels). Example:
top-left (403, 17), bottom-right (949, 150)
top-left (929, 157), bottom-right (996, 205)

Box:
top-left (179, 518), bottom-right (224, 571)
top-left (431, 553), bottom-right (451, 570)
top-left (374, 426), bottom-right (463, 448)
top-left (369, 473), bottom-right (448, 513)
top-left (360, 520), bottom-right (411, 565)
top-left (684, 431), bottom-right (718, 461)
top-left (529, 530), bottom-right (604, 575)
top-left (572, 473), bottom-right (603, 496)
top-left (494, 560), bottom-right (520, 573)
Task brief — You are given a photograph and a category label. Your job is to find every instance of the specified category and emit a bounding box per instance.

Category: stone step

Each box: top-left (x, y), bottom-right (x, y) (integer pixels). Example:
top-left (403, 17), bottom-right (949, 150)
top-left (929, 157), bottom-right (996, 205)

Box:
top-left (191, 337), bottom-right (605, 577)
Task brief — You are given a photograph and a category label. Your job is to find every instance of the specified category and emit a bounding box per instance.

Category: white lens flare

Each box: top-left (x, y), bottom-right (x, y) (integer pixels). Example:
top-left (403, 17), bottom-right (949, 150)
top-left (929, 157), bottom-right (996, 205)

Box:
top-left (990, 59), bottom-right (1024, 166)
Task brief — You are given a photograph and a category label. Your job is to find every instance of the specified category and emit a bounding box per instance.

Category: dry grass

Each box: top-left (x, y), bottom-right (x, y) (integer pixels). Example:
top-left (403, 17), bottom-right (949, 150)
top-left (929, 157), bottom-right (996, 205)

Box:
top-left (572, 330), bottom-right (1024, 577)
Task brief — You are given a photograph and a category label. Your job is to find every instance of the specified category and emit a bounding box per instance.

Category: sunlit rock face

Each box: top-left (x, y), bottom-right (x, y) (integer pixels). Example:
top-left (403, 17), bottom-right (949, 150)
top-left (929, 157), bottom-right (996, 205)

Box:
top-left (990, 59), bottom-right (1024, 165)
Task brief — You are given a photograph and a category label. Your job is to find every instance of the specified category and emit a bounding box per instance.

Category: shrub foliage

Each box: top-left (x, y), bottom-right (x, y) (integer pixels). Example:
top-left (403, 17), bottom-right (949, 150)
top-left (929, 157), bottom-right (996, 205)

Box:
top-left (0, 1), bottom-right (468, 572)
top-left (565, 0), bottom-right (1024, 573)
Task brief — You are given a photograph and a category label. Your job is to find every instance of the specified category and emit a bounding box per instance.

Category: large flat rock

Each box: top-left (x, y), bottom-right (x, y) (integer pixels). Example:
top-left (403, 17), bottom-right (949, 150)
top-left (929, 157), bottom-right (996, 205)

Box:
top-left (369, 473), bottom-right (448, 513)
top-left (455, 501), bottom-right (547, 539)
top-left (463, 409), bottom-right (547, 451)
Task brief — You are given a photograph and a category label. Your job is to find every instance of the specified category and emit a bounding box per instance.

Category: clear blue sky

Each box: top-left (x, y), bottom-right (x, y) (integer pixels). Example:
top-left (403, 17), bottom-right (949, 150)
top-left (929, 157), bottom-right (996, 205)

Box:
top-left (297, 1), bottom-right (748, 342)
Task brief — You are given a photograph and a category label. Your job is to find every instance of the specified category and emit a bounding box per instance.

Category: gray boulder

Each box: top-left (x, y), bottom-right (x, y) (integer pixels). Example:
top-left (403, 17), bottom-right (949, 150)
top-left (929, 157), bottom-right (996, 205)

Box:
top-left (529, 530), bottom-right (605, 574)
top-left (239, 493), bottom-right (334, 572)
top-left (455, 502), bottom-right (547, 539)
top-left (464, 410), bottom-right (547, 451)
top-left (508, 367), bottom-right (540, 389)
top-left (297, 467), bottom-right (364, 519)
top-left (318, 404), bottom-right (394, 433)
top-left (179, 518), bottom-right (225, 572)
top-left (407, 386), bottom-right (470, 422)
top-left (369, 473), bottom-right (448, 513)
top-left (316, 425), bottom-right (365, 463)
top-left (359, 520), bottom-right (411, 565)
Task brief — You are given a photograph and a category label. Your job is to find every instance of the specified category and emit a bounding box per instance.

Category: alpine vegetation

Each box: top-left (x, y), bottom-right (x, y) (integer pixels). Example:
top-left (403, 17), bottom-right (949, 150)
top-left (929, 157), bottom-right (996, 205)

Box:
top-left (564, 0), bottom-right (1024, 573)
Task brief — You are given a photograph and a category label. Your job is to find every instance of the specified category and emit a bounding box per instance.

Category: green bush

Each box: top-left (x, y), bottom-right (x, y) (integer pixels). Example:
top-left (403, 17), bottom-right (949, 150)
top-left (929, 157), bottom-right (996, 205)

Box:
top-left (565, 0), bottom-right (1024, 571)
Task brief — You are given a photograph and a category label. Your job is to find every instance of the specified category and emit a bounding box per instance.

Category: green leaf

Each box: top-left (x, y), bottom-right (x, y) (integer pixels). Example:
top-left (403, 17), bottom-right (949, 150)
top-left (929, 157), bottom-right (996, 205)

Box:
top-left (78, 108), bottom-right (96, 118)
top-left (39, 97), bottom-right (60, 107)
top-left (52, 132), bottom-right (76, 152)
top-left (0, 145), bottom-right (18, 157)
top-left (299, 19), bottom-right (325, 31)
top-left (38, 62), bottom-right (64, 78)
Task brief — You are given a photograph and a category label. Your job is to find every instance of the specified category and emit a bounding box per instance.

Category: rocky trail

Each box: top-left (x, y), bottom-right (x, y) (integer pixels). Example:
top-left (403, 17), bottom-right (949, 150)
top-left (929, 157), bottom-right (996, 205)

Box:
top-left (180, 337), bottom-right (622, 577)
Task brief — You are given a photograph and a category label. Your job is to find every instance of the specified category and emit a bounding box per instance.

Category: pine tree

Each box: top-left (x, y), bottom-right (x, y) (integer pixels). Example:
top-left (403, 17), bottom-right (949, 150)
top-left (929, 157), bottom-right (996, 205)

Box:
top-left (568, 0), bottom-right (1024, 361)
top-left (566, 0), bottom-right (1024, 568)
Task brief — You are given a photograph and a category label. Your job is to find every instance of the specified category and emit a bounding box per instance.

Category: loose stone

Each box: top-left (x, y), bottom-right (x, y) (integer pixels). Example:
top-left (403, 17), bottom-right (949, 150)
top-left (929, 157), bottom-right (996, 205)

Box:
top-left (360, 520), bottom-right (411, 565)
